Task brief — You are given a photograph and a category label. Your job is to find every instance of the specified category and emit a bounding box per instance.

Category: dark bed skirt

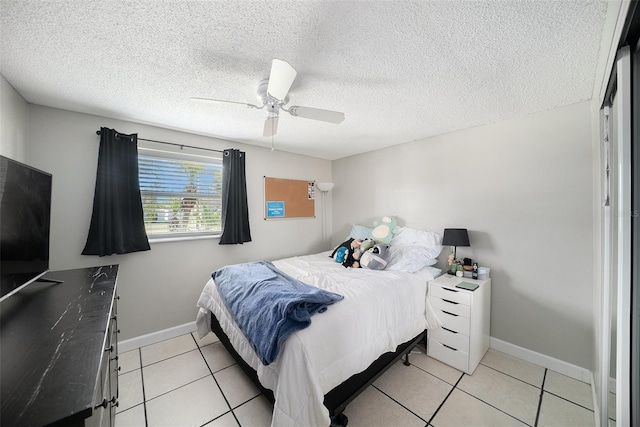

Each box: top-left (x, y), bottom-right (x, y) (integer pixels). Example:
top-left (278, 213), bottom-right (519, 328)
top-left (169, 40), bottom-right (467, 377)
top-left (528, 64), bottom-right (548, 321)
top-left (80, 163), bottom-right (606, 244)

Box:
top-left (209, 313), bottom-right (425, 423)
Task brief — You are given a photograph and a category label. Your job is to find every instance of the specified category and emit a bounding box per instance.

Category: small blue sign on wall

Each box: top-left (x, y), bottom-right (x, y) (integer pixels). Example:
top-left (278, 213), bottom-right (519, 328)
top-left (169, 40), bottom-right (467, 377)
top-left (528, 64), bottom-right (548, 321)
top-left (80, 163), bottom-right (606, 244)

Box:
top-left (266, 201), bottom-right (285, 218)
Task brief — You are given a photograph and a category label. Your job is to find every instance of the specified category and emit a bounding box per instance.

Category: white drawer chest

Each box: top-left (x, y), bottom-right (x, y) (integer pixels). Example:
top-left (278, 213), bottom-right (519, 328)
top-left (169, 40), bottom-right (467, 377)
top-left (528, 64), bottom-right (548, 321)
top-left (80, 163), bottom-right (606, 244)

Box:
top-left (427, 274), bottom-right (491, 375)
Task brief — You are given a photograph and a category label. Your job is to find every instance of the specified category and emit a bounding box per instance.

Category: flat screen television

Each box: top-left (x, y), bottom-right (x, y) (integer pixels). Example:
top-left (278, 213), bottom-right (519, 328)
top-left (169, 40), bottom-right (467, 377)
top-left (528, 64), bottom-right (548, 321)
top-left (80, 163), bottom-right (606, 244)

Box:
top-left (0, 155), bottom-right (52, 302)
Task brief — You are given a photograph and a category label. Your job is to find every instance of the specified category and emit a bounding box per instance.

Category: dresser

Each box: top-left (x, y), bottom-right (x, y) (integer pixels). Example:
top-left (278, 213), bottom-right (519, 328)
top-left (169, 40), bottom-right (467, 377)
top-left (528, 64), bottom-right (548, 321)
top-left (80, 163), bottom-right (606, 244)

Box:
top-left (0, 265), bottom-right (119, 427)
top-left (427, 274), bottom-right (491, 374)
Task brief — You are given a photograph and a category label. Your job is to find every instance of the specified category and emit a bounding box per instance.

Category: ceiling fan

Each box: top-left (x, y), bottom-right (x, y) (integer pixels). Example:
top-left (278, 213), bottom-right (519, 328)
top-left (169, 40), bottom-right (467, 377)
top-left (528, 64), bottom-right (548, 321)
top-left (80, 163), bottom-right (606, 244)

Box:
top-left (192, 59), bottom-right (345, 137)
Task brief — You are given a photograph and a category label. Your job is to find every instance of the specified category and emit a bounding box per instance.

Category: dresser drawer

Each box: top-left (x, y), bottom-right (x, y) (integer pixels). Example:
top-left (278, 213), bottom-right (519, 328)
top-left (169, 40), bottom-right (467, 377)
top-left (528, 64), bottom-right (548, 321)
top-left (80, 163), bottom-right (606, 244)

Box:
top-left (431, 296), bottom-right (471, 318)
top-left (427, 340), bottom-right (469, 372)
top-left (434, 307), bottom-right (471, 335)
top-left (430, 327), bottom-right (470, 353)
top-left (430, 284), bottom-right (471, 305)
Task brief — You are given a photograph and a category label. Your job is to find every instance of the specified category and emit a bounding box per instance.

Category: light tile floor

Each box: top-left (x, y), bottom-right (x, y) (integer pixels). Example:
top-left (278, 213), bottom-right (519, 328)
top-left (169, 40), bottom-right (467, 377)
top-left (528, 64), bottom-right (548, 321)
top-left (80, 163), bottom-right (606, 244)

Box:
top-left (115, 332), bottom-right (608, 427)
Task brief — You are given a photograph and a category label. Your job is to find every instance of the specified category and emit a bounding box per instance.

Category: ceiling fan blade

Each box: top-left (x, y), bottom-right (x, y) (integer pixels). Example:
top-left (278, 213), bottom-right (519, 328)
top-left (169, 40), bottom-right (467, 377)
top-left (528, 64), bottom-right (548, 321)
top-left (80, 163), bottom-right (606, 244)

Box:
top-left (267, 59), bottom-right (297, 101)
top-left (263, 116), bottom-right (279, 137)
top-left (288, 106), bottom-right (345, 124)
top-left (191, 97), bottom-right (258, 108)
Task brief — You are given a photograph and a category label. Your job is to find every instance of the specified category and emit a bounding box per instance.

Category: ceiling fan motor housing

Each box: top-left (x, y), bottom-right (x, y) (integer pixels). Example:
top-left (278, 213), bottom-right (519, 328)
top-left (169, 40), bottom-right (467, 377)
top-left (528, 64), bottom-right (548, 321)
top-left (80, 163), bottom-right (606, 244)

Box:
top-left (257, 78), bottom-right (289, 108)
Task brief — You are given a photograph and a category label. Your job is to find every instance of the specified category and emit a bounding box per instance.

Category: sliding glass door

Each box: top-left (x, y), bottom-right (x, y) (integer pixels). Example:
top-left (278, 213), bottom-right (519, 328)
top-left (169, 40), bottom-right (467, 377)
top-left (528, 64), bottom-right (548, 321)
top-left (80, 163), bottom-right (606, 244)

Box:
top-left (600, 25), bottom-right (638, 427)
top-left (631, 34), bottom-right (639, 427)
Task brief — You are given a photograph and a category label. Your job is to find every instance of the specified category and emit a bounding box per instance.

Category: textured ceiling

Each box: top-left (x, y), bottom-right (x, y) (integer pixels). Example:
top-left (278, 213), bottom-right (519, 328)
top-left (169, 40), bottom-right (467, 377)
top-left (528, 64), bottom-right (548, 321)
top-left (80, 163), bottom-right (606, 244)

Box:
top-left (0, 1), bottom-right (610, 160)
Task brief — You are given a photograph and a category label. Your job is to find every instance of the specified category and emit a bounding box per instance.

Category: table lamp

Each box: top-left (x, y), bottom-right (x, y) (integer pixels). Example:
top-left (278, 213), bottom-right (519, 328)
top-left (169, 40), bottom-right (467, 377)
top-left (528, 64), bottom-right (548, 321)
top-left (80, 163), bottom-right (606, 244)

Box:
top-left (442, 228), bottom-right (470, 274)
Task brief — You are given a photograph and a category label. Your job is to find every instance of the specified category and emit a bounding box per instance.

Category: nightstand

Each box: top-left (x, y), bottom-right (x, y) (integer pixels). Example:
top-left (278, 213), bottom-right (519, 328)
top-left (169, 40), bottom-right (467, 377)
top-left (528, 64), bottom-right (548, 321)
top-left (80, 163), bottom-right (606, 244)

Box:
top-left (427, 274), bottom-right (491, 375)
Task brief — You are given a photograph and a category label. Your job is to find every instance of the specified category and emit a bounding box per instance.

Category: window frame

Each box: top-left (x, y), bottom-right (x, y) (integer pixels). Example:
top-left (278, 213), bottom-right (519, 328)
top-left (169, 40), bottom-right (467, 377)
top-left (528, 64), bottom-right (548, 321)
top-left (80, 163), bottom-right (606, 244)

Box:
top-left (137, 142), bottom-right (223, 243)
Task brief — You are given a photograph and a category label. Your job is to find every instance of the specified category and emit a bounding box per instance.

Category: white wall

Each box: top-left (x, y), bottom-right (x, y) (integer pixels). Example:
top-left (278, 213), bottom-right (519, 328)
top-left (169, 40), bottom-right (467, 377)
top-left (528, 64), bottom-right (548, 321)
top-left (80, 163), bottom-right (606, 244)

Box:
top-left (26, 105), bottom-right (332, 340)
top-left (0, 74), bottom-right (29, 161)
top-left (332, 101), bottom-right (595, 370)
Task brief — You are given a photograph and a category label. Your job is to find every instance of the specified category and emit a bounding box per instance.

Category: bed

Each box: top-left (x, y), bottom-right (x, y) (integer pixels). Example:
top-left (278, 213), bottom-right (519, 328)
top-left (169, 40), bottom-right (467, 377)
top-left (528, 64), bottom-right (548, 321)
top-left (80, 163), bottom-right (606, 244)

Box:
top-left (196, 227), bottom-right (443, 427)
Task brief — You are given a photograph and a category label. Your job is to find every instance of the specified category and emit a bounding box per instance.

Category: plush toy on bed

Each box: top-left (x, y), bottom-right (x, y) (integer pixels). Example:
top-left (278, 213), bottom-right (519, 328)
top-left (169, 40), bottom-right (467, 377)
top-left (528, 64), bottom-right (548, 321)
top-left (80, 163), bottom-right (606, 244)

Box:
top-left (360, 238), bottom-right (375, 252)
top-left (360, 243), bottom-right (391, 270)
top-left (330, 238), bottom-right (364, 268)
top-left (371, 216), bottom-right (398, 244)
top-left (350, 238), bottom-right (376, 268)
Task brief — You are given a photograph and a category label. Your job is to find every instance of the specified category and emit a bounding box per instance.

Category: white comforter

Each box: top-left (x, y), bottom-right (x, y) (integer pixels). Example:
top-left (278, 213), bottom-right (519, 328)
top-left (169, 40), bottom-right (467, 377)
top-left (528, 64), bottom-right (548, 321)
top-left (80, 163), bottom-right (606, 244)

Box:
top-left (196, 251), bottom-right (441, 427)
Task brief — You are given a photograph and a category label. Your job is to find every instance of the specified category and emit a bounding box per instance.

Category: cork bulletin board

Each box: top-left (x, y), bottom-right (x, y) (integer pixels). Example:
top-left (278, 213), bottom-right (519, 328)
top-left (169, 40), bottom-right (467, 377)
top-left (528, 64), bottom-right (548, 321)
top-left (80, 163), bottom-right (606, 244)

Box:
top-left (264, 177), bottom-right (315, 219)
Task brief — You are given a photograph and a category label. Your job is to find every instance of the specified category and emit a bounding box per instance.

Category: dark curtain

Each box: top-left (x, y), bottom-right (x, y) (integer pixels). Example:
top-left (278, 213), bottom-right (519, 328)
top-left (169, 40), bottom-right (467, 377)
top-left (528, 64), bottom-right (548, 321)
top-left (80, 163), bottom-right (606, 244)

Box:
top-left (219, 149), bottom-right (252, 244)
top-left (82, 127), bottom-right (150, 256)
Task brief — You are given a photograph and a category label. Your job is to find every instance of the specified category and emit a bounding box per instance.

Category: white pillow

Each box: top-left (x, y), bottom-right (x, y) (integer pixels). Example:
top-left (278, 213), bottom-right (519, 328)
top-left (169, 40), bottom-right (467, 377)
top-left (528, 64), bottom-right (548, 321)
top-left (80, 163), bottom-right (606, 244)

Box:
top-left (386, 245), bottom-right (438, 273)
top-left (391, 227), bottom-right (443, 259)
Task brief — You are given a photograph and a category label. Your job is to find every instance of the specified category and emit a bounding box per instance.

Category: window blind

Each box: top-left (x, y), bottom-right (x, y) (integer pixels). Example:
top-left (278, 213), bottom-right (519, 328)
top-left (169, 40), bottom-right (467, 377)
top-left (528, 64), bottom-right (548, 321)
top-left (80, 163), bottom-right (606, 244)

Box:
top-left (138, 153), bottom-right (222, 237)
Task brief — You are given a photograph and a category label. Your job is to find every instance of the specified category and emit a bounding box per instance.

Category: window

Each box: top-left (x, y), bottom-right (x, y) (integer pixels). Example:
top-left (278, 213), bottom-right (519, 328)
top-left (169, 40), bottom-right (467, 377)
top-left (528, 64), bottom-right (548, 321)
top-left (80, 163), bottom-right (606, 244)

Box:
top-left (138, 147), bottom-right (222, 239)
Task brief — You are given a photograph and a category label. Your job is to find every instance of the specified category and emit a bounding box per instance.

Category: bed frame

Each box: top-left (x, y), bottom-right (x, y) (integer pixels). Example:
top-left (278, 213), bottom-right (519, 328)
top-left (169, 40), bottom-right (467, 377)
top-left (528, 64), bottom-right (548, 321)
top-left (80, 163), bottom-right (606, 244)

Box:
top-left (210, 313), bottom-right (426, 427)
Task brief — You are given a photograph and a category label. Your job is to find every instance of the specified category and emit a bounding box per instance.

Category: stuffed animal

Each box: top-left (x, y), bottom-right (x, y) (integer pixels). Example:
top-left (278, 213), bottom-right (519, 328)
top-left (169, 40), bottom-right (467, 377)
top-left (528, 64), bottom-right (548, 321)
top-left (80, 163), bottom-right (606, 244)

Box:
top-left (371, 216), bottom-right (398, 244)
top-left (360, 238), bottom-right (375, 252)
top-left (351, 238), bottom-right (365, 268)
top-left (334, 246), bottom-right (349, 264)
top-left (331, 238), bottom-right (353, 265)
top-left (360, 244), bottom-right (391, 270)
top-left (330, 238), bottom-right (364, 268)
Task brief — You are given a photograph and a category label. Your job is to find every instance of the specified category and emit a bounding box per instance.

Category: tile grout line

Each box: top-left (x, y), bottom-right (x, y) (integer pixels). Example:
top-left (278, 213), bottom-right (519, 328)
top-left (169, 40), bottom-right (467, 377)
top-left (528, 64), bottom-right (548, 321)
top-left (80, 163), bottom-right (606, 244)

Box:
top-left (368, 358), bottom-right (462, 424)
top-left (480, 356), bottom-right (594, 412)
top-left (373, 357), bottom-right (539, 426)
top-left (140, 346), bottom-right (203, 369)
top-left (534, 368), bottom-right (547, 427)
top-left (191, 333), bottom-right (243, 427)
top-left (480, 362), bottom-right (544, 389)
top-left (371, 383), bottom-right (431, 424)
top-left (409, 360), bottom-right (464, 387)
top-left (138, 348), bottom-right (149, 427)
top-left (543, 390), bottom-right (596, 413)
top-left (137, 333), bottom-right (592, 426)
top-left (454, 387), bottom-right (534, 426)
top-left (145, 374), bottom-right (213, 402)
top-left (426, 371), bottom-right (465, 426)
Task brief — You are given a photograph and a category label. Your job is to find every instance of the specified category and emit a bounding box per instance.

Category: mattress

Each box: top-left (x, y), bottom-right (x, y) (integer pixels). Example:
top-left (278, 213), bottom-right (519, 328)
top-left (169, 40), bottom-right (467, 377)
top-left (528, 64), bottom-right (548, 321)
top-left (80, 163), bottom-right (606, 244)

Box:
top-left (196, 251), bottom-right (441, 427)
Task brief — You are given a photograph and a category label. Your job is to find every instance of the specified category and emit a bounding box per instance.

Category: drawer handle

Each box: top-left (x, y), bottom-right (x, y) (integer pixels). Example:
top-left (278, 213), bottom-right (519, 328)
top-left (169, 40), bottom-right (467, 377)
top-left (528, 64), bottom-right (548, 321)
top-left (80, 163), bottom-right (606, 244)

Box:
top-left (105, 345), bottom-right (114, 353)
top-left (442, 298), bottom-right (459, 305)
top-left (441, 310), bottom-right (458, 317)
top-left (442, 287), bottom-right (459, 292)
top-left (442, 327), bottom-right (457, 334)
top-left (441, 343), bottom-right (458, 351)
top-left (95, 398), bottom-right (108, 409)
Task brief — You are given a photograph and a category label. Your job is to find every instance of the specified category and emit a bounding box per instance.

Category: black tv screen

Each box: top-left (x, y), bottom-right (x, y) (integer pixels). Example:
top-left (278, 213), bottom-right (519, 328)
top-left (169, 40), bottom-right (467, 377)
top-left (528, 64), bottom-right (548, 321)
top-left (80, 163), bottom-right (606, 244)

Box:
top-left (0, 155), bottom-right (52, 302)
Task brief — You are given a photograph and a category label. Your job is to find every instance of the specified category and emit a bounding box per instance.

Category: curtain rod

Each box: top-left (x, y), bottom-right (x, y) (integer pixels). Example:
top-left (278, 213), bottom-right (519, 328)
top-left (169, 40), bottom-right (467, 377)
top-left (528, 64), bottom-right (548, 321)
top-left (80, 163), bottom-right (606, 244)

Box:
top-left (96, 130), bottom-right (224, 154)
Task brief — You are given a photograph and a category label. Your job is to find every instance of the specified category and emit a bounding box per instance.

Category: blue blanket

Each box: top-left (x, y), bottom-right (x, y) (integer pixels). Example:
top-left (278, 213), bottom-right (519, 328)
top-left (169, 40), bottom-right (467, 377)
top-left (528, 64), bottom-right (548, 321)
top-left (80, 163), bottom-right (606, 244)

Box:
top-left (212, 261), bottom-right (343, 365)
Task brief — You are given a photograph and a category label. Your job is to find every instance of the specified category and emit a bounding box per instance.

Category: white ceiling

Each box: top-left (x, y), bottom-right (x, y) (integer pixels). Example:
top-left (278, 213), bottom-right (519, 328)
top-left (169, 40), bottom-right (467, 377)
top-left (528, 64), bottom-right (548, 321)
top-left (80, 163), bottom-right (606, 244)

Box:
top-left (0, 1), bottom-right (612, 160)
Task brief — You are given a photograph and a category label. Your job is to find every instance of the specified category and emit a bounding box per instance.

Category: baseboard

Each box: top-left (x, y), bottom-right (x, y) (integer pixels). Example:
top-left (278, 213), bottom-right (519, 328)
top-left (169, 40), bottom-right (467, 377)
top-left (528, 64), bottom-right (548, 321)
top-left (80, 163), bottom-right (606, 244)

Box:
top-left (490, 337), bottom-right (592, 384)
top-left (118, 321), bottom-right (197, 353)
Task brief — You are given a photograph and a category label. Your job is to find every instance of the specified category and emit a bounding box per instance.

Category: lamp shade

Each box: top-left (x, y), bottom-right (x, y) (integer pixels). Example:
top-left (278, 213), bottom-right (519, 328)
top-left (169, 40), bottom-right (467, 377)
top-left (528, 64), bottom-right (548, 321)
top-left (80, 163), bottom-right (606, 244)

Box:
top-left (316, 182), bottom-right (335, 192)
top-left (442, 228), bottom-right (470, 247)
